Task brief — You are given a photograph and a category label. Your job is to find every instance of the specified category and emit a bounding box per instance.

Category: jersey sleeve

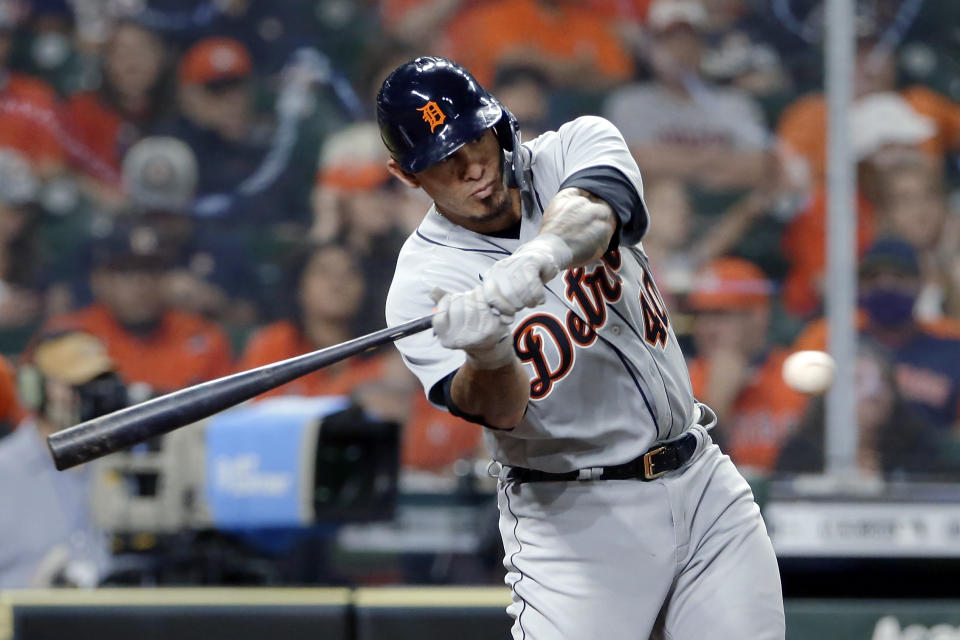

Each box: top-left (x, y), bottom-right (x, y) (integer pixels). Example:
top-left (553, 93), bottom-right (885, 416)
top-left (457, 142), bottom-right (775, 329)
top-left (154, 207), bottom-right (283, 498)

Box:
top-left (551, 115), bottom-right (649, 245)
top-left (385, 246), bottom-right (471, 407)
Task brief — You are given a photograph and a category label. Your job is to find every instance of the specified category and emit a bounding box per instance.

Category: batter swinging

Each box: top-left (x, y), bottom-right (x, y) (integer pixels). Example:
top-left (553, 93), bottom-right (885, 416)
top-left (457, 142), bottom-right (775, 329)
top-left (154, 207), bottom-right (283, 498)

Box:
top-left (380, 57), bottom-right (784, 640)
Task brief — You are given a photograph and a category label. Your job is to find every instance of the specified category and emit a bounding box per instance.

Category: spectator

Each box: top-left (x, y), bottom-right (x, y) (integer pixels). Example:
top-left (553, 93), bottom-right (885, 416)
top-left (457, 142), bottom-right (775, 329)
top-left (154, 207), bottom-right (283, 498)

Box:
top-left (604, 0), bottom-right (771, 193)
top-left (642, 178), bottom-right (779, 304)
top-left (0, 4), bottom-right (64, 176)
top-left (777, 34), bottom-right (960, 192)
top-left (382, 0), bottom-right (652, 52)
top-left (775, 343), bottom-right (955, 480)
top-left (380, 0), bottom-right (471, 50)
top-left (122, 136), bottom-right (260, 324)
top-left (63, 19), bottom-right (171, 189)
top-left (640, 179), bottom-right (697, 302)
top-left (872, 155), bottom-right (960, 329)
top-left (686, 257), bottom-right (807, 474)
top-left (0, 147), bottom-right (44, 328)
top-left (174, 36), bottom-right (257, 157)
top-left (491, 64), bottom-right (552, 140)
top-left (10, 0), bottom-right (89, 96)
top-left (793, 238), bottom-right (960, 432)
top-left (778, 94), bottom-right (935, 317)
top-left (312, 122), bottom-right (410, 335)
top-left (240, 243), bottom-right (384, 399)
top-left (697, 0), bottom-right (792, 100)
top-left (160, 36), bottom-right (307, 225)
top-left (443, 0), bottom-right (634, 89)
top-left (42, 222), bottom-right (233, 395)
top-left (240, 243), bottom-right (481, 473)
top-left (0, 331), bottom-right (124, 587)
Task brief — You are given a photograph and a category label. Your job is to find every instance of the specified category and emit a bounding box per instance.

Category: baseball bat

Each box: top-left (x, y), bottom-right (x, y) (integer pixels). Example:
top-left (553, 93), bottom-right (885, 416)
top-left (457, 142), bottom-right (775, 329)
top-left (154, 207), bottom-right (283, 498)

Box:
top-left (47, 313), bottom-right (434, 471)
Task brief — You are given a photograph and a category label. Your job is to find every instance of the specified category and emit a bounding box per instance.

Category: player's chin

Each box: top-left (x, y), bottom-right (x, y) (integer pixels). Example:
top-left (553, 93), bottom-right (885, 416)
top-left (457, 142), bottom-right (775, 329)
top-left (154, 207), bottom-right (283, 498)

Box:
top-left (481, 187), bottom-right (510, 212)
top-left (470, 202), bottom-right (508, 224)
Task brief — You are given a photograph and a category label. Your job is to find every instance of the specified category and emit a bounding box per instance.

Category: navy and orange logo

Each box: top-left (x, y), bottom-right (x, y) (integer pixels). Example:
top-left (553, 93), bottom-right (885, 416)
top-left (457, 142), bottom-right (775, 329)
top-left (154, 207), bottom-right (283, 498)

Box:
top-left (417, 101), bottom-right (446, 133)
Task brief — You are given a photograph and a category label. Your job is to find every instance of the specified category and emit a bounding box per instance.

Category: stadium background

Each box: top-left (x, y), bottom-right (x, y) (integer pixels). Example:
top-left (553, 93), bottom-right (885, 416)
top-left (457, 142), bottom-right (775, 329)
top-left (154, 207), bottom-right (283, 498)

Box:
top-left (1, 0), bottom-right (960, 638)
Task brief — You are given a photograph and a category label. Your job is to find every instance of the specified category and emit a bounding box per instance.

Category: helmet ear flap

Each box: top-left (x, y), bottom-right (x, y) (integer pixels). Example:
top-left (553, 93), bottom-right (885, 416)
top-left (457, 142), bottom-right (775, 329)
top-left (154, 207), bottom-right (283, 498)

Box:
top-left (494, 103), bottom-right (524, 190)
top-left (492, 102), bottom-right (518, 153)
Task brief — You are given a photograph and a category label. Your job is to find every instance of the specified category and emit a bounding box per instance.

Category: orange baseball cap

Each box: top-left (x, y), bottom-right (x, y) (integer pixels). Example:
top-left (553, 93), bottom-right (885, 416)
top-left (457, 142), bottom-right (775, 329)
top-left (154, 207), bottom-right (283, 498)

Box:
top-left (316, 122), bottom-right (392, 192)
top-left (318, 164), bottom-right (391, 191)
top-left (179, 37), bottom-right (252, 86)
top-left (687, 257), bottom-right (772, 311)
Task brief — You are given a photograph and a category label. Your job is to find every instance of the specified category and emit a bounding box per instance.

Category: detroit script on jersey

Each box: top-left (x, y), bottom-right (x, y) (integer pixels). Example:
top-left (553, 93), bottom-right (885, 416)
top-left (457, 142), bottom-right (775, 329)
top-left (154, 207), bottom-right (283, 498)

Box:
top-left (386, 116), bottom-right (696, 472)
top-left (517, 247), bottom-right (671, 401)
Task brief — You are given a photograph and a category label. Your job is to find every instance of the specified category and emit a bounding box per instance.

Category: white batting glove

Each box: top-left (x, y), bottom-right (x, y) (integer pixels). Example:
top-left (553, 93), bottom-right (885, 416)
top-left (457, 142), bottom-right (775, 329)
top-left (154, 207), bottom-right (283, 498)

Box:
top-left (481, 234), bottom-right (574, 315)
top-left (430, 287), bottom-right (516, 369)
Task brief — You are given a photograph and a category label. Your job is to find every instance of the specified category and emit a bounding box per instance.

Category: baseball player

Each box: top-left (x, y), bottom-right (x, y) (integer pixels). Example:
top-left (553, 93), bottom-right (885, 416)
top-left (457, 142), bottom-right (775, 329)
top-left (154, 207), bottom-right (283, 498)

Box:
top-left (380, 57), bottom-right (784, 639)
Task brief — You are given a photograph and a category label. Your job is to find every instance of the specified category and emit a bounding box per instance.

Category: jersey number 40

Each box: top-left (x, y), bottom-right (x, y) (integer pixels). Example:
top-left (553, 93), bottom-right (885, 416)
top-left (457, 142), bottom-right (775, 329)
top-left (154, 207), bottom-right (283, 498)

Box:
top-left (640, 267), bottom-right (669, 349)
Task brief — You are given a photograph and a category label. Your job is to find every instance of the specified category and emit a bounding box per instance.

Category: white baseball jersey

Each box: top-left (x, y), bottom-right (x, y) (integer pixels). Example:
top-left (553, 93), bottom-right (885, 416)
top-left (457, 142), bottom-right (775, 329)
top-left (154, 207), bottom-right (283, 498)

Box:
top-left (386, 116), bottom-right (696, 473)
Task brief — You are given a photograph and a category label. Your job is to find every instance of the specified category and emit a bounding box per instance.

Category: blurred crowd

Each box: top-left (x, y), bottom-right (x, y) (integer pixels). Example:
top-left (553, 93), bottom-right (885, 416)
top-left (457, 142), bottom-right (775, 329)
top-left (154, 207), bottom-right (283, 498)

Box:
top-left (1, 0), bottom-right (960, 586)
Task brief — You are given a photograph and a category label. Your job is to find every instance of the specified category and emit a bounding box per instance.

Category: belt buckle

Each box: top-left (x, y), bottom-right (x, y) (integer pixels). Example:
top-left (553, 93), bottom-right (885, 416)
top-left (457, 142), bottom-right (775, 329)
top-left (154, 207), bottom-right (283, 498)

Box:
top-left (643, 446), bottom-right (669, 480)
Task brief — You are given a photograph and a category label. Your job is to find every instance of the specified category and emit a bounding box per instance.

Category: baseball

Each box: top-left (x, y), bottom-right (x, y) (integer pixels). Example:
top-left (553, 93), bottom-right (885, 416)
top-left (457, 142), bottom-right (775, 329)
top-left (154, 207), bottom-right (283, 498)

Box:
top-left (782, 350), bottom-right (836, 394)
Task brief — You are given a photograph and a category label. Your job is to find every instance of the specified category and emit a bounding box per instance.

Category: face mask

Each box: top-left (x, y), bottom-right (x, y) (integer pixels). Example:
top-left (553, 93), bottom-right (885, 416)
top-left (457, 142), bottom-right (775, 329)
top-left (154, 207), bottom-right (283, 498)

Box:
top-left (859, 288), bottom-right (916, 326)
top-left (31, 32), bottom-right (70, 69)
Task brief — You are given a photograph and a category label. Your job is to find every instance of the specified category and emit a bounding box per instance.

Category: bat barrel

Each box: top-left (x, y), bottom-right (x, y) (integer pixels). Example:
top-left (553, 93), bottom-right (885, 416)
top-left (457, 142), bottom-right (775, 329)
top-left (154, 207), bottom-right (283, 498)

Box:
top-left (47, 313), bottom-right (434, 470)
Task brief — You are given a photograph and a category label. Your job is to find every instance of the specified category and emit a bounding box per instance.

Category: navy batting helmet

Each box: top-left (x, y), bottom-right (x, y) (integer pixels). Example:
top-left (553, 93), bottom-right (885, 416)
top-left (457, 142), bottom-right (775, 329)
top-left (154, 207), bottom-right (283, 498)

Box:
top-left (376, 56), bottom-right (520, 174)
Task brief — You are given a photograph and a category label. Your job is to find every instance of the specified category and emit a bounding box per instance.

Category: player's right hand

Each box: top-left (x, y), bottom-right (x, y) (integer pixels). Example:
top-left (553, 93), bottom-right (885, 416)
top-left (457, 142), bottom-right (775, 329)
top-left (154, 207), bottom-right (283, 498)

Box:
top-left (430, 286), bottom-right (516, 369)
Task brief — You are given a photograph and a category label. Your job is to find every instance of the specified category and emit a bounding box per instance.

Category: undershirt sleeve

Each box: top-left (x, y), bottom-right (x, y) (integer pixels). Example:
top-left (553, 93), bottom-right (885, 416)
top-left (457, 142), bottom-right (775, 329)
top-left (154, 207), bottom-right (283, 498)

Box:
top-left (431, 370), bottom-right (486, 425)
top-left (431, 370), bottom-right (513, 429)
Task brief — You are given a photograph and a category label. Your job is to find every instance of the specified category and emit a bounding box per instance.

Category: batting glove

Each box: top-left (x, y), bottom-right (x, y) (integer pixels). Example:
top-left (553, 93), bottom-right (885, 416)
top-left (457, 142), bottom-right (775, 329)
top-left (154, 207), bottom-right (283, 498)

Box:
top-left (430, 287), bottom-right (516, 369)
top-left (481, 234), bottom-right (573, 316)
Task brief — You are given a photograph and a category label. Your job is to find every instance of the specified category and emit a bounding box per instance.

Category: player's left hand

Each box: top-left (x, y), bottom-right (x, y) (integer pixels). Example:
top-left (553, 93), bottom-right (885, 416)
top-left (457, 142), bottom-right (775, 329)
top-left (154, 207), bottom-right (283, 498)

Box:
top-left (430, 286), bottom-right (516, 369)
top-left (482, 234), bottom-right (573, 315)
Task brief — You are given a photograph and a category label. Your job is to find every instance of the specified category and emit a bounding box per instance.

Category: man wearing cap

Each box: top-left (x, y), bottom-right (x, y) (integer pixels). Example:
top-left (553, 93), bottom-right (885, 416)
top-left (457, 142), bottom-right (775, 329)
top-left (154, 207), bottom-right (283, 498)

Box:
top-left (779, 91), bottom-right (937, 318)
top-left (0, 332), bottom-right (124, 587)
top-left (41, 222), bottom-right (233, 396)
top-left (122, 136), bottom-right (259, 323)
top-left (603, 0), bottom-right (771, 192)
top-left (313, 122), bottom-right (411, 335)
top-left (778, 31), bottom-right (960, 192)
top-left (794, 238), bottom-right (960, 432)
top-left (177, 37), bottom-right (256, 147)
top-left (686, 257), bottom-right (807, 474)
top-left (158, 36), bottom-right (309, 225)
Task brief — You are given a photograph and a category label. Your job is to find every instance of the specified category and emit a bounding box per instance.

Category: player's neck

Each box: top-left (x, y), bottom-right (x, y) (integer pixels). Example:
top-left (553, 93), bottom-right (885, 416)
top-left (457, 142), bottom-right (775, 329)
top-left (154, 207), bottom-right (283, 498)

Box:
top-left (438, 188), bottom-right (522, 236)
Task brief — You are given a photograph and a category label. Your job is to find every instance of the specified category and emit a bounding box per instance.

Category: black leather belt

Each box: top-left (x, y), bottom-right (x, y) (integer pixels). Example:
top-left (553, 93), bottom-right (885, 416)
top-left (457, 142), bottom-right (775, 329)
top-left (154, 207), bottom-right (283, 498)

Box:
top-left (504, 432), bottom-right (699, 484)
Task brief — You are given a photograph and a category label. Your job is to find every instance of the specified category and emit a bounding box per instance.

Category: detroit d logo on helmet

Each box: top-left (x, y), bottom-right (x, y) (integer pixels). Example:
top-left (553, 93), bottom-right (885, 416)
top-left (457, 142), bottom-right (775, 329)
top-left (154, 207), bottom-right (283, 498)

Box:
top-left (417, 101), bottom-right (446, 133)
